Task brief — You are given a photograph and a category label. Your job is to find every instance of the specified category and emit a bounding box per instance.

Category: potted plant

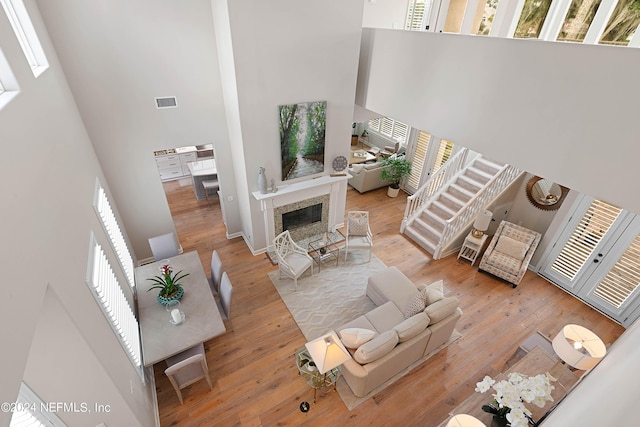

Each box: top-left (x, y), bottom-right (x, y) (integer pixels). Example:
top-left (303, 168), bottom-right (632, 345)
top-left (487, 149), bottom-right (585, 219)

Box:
top-left (147, 263), bottom-right (190, 306)
top-left (380, 156), bottom-right (412, 197)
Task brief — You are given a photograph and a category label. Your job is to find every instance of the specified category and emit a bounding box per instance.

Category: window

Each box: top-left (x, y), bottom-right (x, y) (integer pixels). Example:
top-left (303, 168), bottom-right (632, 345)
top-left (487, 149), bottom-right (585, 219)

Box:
top-left (93, 180), bottom-right (135, 288)
top-left (513, 0), bottom-right (553, 38)
top-left (406, 130), bottom-right (431, 193)
top-left (476, 0), bottom-right (501, 35)
top-left (599, 0), bottom-right (640, 46)
top-left (87, 234), bottom-right (142, 373)
top-left (0, 0), bottom-right (49, 77)
top-left (557, 0), bottom-right (603, 42)
top-left (406, 0), bottom-right (432, 30)
top-left (367, 117), bottom-right (410, 145)
top-left (10, 382), bottom-right (65, 427)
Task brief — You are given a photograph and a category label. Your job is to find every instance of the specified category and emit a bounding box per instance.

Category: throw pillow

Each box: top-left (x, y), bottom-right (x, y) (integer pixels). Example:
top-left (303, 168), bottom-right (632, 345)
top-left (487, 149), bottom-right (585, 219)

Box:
top-left (420, 279), bottom-right (445, 306)
top-left (424, 296), bottom-right (460, 325)
top-left (339, 328), bottom-right (377, 349)
top-left (494, 235), bottom-right (528, 259)
top-left (403, 291), bottom-right (427, 319)
top-left (393, 312), bottom-right (430, 342)
top-left (348, 214), bottom-right (369, 236)
top-left (353, 330), bottom-right (399, 364)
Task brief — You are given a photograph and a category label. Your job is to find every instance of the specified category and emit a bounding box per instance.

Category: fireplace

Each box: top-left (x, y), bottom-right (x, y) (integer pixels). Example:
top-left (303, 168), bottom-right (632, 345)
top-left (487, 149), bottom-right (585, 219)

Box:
top-left (274, 194), bottom-right (330, 242)
top-left (282, 203), bottom-right (322, 232)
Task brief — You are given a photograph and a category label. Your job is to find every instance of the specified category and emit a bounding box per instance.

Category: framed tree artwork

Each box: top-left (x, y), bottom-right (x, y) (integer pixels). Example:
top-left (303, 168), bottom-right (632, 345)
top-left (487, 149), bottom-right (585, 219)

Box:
top-left (278, 100), bottom-right (326, 181)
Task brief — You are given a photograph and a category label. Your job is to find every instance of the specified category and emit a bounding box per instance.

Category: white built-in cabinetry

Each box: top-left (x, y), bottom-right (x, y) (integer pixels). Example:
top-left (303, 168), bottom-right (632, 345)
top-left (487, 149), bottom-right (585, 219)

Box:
top-left (154, 149), bottom-right (198, 181)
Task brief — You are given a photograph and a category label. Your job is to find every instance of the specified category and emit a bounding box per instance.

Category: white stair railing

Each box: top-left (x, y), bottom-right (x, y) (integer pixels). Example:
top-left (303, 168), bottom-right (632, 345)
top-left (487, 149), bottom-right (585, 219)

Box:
top-left (401, 148), bottom-right (475, 232)
top-left (433, 164), bottom-right (523, 258)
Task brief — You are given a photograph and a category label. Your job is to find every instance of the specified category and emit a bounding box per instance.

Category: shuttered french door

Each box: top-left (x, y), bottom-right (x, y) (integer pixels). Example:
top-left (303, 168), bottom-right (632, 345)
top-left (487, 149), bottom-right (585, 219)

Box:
top-left (540, 196), bottom-right (640, 326)
top-left (404, 130), bottom-right (456, 194)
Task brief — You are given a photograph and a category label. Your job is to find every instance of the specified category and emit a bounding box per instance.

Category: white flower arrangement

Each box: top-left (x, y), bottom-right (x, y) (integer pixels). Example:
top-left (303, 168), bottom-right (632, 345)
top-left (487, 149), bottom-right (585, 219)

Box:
top-left (475, 372), bottom-right (556, 427)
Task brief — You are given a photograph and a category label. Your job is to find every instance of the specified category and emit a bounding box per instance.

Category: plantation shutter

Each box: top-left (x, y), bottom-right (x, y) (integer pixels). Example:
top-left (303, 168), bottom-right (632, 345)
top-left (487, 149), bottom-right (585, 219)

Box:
top-left (593, 233), bottom-right (640, 308)
top-left (433, 139), bottom-right (454, 173)
top-left (393, 121), bottom-right (409, 143)
top-left (550, 200), bottom-right (623, 281)
top-left (368, 118), bottom-right (380, 132)
top-left (380, 118), bottom-right (394, 138)
top-left (406, 130), bottom-right (431, 193)
top-left (406, 0), bottom-right (429, 31)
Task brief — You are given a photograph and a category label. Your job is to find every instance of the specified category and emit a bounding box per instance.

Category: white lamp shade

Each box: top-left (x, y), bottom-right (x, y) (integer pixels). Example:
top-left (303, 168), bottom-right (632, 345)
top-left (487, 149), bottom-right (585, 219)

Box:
top-left (552, 324), bottom-right (607, 370)
top-left (305, 331), bottom-right (351, 374)
top-left (473, 210), bottom-right (493, 232)
top-left (447, 414), bottom-right (487, 427)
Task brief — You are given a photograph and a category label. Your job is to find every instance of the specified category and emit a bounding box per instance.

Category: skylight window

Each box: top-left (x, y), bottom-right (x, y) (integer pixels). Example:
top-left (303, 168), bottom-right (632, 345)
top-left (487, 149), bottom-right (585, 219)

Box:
top-left (0, 0), bottom-right (49, 77)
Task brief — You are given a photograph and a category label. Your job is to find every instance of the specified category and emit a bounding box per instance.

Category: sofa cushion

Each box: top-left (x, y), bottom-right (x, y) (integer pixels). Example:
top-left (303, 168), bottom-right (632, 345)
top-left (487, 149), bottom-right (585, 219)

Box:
top-left (403, 291), bottom-right (427, 319)
top-left (353, 330), bottom-right (399, 364)
top-left (393, 312), bottom-right (430, 342)
top-left (424, 296), bottom-right (460, 325)
top-left (339, 328), bottom-right (377, 349)
top-left (494, 235), bottom-right (528, 259)
top-left (367, 266), bottom-right (419, 311)
top-left (351, 163), bottom-right (365, 174)
top-left (365, 301), bottom-right (405, 333)
top-left (420, 279), bottom-right (445, 305)
top-left (363, 162), bottom-right (381, 170)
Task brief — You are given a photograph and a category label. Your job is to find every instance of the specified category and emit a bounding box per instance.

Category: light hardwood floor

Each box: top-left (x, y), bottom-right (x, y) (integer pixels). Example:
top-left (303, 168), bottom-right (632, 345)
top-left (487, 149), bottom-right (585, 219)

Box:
top-left (154, 180), bottom-right (624, 427)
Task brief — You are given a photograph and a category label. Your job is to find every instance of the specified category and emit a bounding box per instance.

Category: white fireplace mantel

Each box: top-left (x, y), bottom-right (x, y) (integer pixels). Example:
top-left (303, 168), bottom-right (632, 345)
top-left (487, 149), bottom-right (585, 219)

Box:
top-left (252, 174), bottom-right (350, 247)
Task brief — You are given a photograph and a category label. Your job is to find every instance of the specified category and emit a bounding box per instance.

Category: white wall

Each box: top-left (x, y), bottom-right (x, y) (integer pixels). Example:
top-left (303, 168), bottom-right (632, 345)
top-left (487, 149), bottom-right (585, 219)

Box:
top-left (362, 0), bottom-right (409, 29)
top-left (358, 28), bottom-right (640, 216)
top-left (214, 0), bottom-right (364, 252)
top-left (0, 2), bottom-right (155, 425)
top-left (35, 0), bottom-right (232, 260)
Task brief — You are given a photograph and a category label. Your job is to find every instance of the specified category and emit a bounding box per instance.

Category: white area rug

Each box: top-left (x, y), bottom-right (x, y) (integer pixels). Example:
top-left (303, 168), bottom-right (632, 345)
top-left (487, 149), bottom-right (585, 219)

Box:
top-left (268, 251), bottom-right (385, 341)
top-left (268, 253), bottom-right (462, 410)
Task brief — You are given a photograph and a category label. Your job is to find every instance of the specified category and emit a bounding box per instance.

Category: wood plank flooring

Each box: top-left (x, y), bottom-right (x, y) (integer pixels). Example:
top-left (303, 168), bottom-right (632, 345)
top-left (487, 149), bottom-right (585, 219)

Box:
top-left (154, 181), bottom-right (625, 427)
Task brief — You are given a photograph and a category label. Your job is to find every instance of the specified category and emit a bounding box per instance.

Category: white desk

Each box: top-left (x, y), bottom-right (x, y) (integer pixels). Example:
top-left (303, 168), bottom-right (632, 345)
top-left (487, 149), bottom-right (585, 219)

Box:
top-left (187, 159), bottom-right (217, 200)
top-left (136, 251), bottom-right (226, 367)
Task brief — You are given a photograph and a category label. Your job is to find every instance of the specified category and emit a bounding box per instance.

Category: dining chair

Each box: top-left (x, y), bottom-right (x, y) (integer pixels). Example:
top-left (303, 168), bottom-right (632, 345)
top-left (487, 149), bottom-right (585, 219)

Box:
top-left (209, 250), bottom-right (224, 297)
top-left (164, 342), bottom-right (213, 405)
top-left (344, 211), bottom-right (373, 262)
top-left (216, 272), bottom-right (233, 321)
top-left (273, 230), bottom-right (314, 291)
top-left (148, 232), bottom-right (180, 261)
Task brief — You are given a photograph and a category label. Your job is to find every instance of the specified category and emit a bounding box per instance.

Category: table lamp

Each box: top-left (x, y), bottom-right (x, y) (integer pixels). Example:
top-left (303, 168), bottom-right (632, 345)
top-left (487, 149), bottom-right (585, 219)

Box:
top-left (552, 324), bottom-right (607, 370)
top-left (471, 210), bottom-right (493, 238)
top-left (446, 414), bottom-right (487, 427)
top-left (305, 331), bottom-right (351, 374)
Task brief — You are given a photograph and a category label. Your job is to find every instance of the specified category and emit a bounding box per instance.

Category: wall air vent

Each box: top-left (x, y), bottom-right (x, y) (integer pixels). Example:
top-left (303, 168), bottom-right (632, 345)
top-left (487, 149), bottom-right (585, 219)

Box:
top-left (154, 96), bottom-right (178, 109)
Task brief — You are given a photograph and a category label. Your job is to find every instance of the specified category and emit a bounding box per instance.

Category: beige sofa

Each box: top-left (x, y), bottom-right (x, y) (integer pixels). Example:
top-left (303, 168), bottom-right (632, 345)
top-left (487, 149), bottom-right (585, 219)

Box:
top-left (336, 267), bottom-right (462, 397)
top-left (348, 161), bottom-right (392, 193)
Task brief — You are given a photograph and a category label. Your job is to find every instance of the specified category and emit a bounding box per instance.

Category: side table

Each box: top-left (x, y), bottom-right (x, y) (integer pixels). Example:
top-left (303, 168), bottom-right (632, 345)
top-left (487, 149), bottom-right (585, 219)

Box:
top-left (458, 233), bottom-right (488, 266)
top-left (295, 346), bottom-right (341, 403)
top-left (308, 234), bottom-right (340, 270)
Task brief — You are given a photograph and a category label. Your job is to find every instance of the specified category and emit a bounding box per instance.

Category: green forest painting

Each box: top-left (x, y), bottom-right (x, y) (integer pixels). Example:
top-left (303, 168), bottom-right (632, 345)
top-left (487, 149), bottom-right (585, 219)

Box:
top-left (278, 100), bottom-right (326, 181)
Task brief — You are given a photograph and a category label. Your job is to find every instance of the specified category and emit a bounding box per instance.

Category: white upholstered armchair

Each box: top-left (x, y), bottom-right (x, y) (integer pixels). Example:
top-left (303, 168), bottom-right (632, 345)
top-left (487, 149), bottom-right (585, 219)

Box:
top-left (273, 230), bottom-right (314, 290)
top-left (478, 221), bottom-right (541, 287)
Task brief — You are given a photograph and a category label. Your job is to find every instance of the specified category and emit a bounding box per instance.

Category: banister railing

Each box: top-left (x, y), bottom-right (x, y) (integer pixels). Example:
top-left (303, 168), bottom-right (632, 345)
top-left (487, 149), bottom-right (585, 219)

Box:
top-left (433, 164), bottom-right (523, 258)
top-left (400, 148), bottom-right (475, 232)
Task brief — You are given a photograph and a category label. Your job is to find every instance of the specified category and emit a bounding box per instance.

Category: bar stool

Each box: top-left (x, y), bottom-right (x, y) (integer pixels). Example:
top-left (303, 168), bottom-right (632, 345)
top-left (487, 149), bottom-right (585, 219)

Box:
top-left (202, 179), bottom-right (219, 201)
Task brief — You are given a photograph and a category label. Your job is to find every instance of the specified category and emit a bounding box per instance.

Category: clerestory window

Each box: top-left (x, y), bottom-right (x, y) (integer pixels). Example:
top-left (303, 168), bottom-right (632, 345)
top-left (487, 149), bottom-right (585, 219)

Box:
top-left (0, 0), bottom-right (49, 77)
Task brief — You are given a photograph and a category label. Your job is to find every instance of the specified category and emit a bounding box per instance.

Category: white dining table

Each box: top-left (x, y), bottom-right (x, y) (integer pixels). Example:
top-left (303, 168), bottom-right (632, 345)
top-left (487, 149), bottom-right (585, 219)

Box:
top-left (135, 250), bottom-right (226, 367)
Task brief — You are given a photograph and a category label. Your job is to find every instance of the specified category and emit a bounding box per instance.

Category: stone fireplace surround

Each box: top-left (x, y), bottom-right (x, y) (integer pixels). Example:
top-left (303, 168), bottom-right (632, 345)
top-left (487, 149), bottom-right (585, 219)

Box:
top-left (274, 194), bottom-right (329, 242)
top-left (252, 175), bottom-right (349, 251)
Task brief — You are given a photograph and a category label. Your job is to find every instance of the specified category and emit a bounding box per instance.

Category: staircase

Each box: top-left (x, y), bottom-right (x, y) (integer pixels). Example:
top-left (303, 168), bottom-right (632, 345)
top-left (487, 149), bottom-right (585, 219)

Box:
top-left (402, 152), bottom-right (522, 258)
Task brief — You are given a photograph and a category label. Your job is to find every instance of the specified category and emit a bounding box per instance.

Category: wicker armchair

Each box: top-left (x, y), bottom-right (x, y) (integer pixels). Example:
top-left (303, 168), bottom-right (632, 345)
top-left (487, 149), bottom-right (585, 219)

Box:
top-left (478, 221), bottom-right (541, 287)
